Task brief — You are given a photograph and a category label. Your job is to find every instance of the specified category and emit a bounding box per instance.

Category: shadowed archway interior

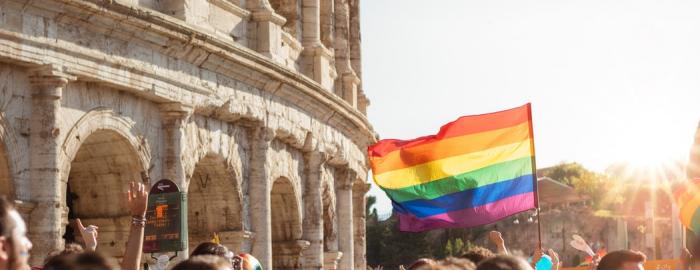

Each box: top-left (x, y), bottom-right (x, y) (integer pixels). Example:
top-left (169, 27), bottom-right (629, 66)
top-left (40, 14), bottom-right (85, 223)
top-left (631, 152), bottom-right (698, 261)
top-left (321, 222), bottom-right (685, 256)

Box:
top-left (65, 129), bottom-right (142, 257)
top-left (187, 154), bottom-right (243, 251)
top-left (271, 177), bottom-right (303, 270)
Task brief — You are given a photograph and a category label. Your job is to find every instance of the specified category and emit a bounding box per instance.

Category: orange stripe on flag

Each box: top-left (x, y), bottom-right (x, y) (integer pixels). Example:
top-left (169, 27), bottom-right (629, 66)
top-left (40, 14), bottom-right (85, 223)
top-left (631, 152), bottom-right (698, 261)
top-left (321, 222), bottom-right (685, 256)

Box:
top-left (370, 122), bottom-right (531, 174)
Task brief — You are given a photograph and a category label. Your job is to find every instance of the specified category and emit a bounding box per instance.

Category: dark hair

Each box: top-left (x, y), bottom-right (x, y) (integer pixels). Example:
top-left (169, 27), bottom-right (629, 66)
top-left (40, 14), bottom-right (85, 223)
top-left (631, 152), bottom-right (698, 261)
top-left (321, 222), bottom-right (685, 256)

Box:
top-left (476, 255), bottom-right (531, 270)
top-left (460, 246), bottom-right (495, 265)
top-left (191, 242), bottom-right (230, 258)
top-left (597, 250), bottom-right (646, 270)
top-left (44, 243), bottom-right (86, 264)
top-left (44, 252), bottom-right (118, 270)
top-left (0, 196), bottom-right (16, 237)
top-left (172, 255), bottom-right (232, 270)
top-left (436, 257), bottom-right (476, 270)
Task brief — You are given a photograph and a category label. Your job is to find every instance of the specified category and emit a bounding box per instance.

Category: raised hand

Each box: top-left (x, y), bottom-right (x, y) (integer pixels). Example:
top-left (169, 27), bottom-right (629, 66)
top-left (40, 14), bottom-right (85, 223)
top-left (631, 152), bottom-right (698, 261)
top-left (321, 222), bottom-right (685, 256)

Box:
top-left (76, 218), bottom-right (98, 251)
top-left (127, 181), bottom-right (148, 217)
top-left (531, 249), bottom-right (544, 269)
top-left (489, 230), bottom-right (508, 254)
top-left (681, 248), bottom-right (691, 270)
top-left (548, 249), bottom-right (560, 270)
top-left (489, 231), bottom-right (504, 246)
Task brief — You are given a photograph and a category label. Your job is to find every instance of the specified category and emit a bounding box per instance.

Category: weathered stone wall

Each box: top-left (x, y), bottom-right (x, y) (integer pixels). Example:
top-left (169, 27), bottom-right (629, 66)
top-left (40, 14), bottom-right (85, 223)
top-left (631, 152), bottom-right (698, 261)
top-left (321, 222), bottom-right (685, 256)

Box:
top-left (0, 0), bottom-right (372, 269)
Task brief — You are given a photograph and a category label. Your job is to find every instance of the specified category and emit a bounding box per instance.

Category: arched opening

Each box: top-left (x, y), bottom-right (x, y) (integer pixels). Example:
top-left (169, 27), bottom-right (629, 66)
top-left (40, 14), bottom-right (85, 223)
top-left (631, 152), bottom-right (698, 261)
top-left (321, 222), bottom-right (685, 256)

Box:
top-left (64, 129), bottom-right (143, 257)
top-left (188, 154), bottom-right (243, 252)
top-left (271, 177), bottom-right (304, 270)
top-left (270, 0), bottom-right (301, 40)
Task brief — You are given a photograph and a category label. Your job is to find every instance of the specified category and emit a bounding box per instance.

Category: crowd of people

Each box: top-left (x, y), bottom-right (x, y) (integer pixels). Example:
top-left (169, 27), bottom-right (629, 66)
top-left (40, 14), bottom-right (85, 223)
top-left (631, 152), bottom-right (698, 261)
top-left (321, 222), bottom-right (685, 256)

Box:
top-left (0, 182), bottom-right (260, 270)
top-left (0, 182), bottom-right (698, 270)
top-left (395, 231), bottom-right (699, 270)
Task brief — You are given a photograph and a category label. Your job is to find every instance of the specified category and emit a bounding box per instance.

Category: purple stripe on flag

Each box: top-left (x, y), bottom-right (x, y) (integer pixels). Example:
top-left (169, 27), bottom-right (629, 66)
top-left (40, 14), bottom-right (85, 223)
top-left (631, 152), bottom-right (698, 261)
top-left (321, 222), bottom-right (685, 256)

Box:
top-left (397, 192), bottom-right (536, 232)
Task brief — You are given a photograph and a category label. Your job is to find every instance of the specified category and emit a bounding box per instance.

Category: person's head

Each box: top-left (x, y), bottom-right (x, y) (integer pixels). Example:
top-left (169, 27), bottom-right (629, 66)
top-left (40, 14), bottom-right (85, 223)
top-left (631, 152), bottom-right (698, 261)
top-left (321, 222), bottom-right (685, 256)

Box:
top-left (435, 257), bottom-right (476, 270)
top-left (232, 253), bottom-right (262, 270)
top-left (43, 243), bottom-right (85, 265)
top-left (191, 242), bottom-right (230, 258)
top-left (0, 197), bottom-right (32, 270)
top-left (43, 252), bottom-right (118, 270)
top-left (597, 250), bottom-right (646, 270)
top-left (172, 255), bottom-right (233, 270)
top-left (460, 246), bottom-right (495, 265)
top-left (476, 255), bottom-right (532, 270)
top-left (407, 258), bottom-right (437, 270)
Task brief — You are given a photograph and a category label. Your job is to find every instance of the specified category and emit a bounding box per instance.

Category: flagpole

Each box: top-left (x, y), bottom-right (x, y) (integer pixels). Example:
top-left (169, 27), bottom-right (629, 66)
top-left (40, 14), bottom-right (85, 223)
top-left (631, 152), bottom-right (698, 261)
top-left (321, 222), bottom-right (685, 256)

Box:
top-left (526, 103), bottom-right (543, 250)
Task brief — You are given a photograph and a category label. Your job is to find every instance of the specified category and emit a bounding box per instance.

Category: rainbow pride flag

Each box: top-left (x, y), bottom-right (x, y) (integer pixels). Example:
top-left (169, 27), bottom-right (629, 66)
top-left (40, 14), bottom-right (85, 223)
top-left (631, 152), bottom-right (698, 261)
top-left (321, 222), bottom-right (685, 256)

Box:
top-left (368, 104), bottom-right (538, 232)
top-left (675, 178), bottom-right (700, 233)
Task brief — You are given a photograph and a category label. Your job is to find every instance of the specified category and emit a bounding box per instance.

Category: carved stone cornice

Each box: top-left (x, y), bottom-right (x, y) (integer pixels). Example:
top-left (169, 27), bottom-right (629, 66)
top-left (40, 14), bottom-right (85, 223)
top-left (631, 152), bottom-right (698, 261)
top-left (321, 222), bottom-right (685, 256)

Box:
top-left (159, 102), bottom-right (194, 127)
top-left (27, 64), bottom-right (76, 99)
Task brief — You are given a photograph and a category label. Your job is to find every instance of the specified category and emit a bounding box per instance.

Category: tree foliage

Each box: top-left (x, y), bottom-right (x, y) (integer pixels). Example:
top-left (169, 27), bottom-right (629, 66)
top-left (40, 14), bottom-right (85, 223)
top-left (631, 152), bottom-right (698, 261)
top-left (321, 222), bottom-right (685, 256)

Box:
top-left (542, 162), bottom-right (608, 207)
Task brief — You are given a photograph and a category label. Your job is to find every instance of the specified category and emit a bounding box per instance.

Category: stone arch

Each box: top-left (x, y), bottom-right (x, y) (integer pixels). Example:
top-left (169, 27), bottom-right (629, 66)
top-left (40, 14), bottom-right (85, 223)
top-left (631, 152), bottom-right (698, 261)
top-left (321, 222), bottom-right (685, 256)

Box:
top-left (271, 176), bottom-right (304, 269)
top-left (187, 153), bottom-right (245, 252)
top-left (270, 0), bottom-right (301, 39)
top-left (60, 108), bottom-right (151, 176)
top-left (59, 108), bottom-right (150, 257)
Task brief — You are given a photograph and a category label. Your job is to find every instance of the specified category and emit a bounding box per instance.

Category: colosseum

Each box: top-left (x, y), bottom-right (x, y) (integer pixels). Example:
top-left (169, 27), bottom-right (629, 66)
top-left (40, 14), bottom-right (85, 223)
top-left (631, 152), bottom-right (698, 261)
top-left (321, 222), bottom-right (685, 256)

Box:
top-left (0, 0), bottom-right (374, 269)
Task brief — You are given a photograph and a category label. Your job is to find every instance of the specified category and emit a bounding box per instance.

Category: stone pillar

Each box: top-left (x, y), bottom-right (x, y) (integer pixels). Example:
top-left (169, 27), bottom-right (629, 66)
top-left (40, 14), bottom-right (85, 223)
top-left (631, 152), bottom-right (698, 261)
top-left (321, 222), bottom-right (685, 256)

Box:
top-left (333, 0), bottom-right (359, 107)
top-left (27, 65), bottom-right (75, 266)
top-left (341, 71), bottom-right (360, 108)
top-left (301, 151), bottom-right (325, 270)
top-left (160, 0), bottom-right (213, 31)
top-left (160, 102), bottom-right (193, 260)
top-left (160, 103), bottom-right (193, 189)
top-left (251, 8), bottom-right (287, 63)
top-left (336, 169), bottom-right (355, 270)
top-left (249, 127), bottom-right (274, 269)
top-left (353, 182), bottom-right (370, 270)
top-left (301, 0), bottom-right (321, 46)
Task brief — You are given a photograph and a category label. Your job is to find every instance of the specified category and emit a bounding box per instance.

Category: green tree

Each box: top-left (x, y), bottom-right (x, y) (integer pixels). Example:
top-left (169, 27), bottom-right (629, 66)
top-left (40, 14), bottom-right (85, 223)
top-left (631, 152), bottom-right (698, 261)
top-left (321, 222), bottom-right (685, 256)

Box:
top-left (543, 162), bottom-right (608, 207)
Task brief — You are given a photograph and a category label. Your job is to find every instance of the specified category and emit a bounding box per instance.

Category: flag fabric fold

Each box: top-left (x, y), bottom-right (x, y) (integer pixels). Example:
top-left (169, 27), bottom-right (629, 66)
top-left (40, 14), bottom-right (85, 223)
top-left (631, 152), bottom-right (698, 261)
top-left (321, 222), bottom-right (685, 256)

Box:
top-left (368, 103), bottom-right (538, 232)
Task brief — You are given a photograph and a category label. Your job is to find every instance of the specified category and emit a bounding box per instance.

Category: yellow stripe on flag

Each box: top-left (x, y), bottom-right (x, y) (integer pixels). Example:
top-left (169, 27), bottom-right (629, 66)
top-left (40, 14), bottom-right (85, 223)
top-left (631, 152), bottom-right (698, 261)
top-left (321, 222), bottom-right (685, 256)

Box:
top-left (373, 140), bottom-right (533, 189)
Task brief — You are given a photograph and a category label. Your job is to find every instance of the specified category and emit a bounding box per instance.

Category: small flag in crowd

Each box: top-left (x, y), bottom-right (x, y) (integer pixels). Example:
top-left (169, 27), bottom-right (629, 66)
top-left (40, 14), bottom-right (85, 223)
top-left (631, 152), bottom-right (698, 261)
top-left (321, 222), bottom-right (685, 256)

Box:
top-left (368, 104), bottom-right (538, 232)
top-left (675, 178), bottom-right (700, 233)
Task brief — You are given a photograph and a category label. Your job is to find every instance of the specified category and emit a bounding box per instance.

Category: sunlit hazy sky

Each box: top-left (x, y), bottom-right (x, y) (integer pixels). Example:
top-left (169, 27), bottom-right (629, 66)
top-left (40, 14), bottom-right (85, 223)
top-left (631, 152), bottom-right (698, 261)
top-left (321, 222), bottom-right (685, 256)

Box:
top-left (361, 0), bottom-right (700, 216)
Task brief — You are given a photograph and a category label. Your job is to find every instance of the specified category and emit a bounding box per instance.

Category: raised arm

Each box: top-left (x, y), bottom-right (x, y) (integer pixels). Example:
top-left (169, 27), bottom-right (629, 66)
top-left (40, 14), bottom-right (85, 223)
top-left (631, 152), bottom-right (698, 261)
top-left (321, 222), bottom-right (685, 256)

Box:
top-left (489, 231), bottom-right (508, 254)
top-left (122, 181), bottom-right (149, 270)
top-left (548, 249), bottom-right (560, 270)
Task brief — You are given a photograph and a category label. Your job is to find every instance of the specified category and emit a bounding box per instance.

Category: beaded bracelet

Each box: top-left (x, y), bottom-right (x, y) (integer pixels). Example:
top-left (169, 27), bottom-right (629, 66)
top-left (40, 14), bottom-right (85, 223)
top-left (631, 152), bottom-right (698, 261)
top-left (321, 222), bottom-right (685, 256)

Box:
top-left (131, 215), bottom-right (146, 227)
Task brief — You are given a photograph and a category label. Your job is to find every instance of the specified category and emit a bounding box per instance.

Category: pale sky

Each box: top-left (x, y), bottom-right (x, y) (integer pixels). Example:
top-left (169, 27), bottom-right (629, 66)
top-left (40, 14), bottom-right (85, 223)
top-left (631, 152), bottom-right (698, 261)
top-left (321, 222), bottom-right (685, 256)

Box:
top-left (361, 0), bottom-right (700, 217)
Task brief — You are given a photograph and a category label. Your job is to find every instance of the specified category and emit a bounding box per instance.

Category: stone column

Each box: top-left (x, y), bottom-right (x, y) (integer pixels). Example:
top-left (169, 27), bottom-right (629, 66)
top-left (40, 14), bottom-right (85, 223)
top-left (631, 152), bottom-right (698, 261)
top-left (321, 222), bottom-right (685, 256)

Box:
top-left (160, 0), bottom-right (213, 31)
top-left (160, 103), bottom-right (193, 188)
top-left (27, 65), bottom-right (75, 266)
top-left (251, 7), bottom-right (287, 63)
top-left (336, 169), bottom-right (355, 270)
top-left (301, 151), bottom-right (325, 270)
top-left (301, 0), bottom-right (321, 46)
top-left (333, 0), bottom-right (359, 107)
top-left (353, 182), bottom-right (370, 270)
top-left (249, 127), bottom-right (274, 269)
top-left (160, 102), bottom-right (193, 260)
